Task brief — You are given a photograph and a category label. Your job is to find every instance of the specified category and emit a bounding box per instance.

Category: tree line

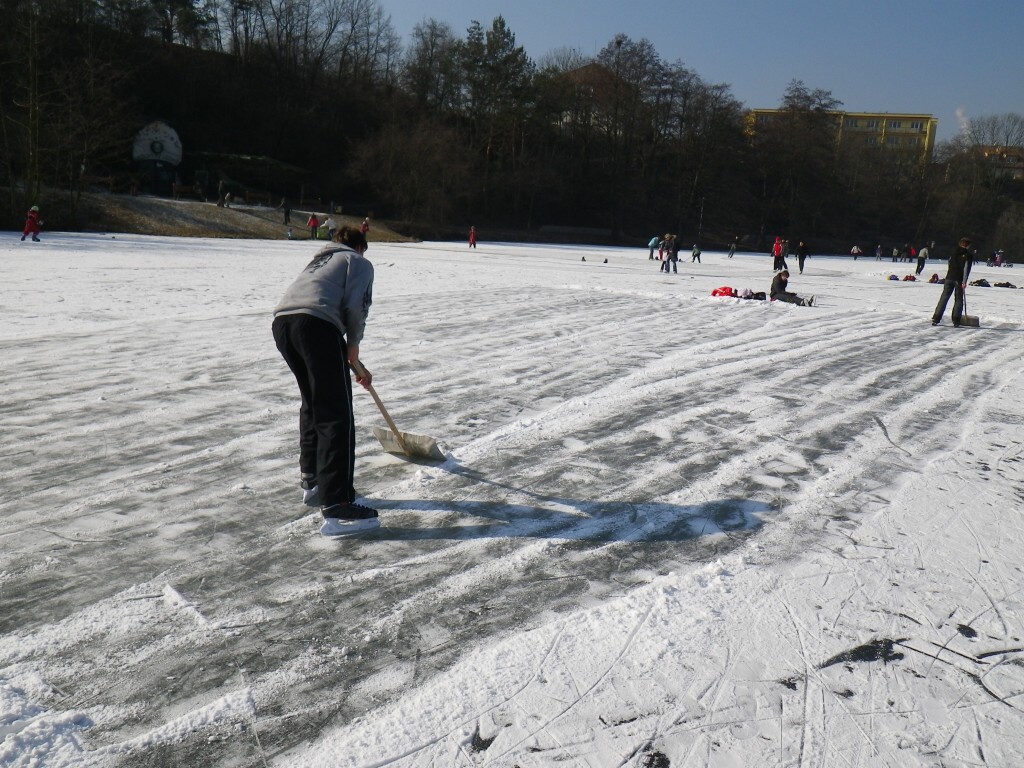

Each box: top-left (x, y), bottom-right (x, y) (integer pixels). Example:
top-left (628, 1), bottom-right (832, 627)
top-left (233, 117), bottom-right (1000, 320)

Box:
top-left (2, 0), bottom-right (1022, 253)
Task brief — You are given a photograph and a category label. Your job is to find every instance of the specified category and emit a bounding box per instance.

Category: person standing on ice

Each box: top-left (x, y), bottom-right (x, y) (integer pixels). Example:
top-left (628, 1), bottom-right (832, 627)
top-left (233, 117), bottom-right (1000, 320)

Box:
top-left (931, 237), bottom-right (974, 327)
top-left (915, 241), bottom-right (932, 276)
top-left (21, 205), bottom-right (42, 242)
top-left (321, 215), bottom-right (338, 241)
top-left (796, 240), bottom-right (810, 274)
top-left (272, 226), bottom-right (379, 536)
top-left (662, 235), bottom-right (679, 273)
top-left (469, 225), bottom-right (477, 248)
top-left (306, 213), bottom-right (320, 240)
top-left (771, 236), bottom-right (787, 272)
top-left (661, 234), bottom-right (673, 260)
top-left (691, 244), bottom-right (701, 263)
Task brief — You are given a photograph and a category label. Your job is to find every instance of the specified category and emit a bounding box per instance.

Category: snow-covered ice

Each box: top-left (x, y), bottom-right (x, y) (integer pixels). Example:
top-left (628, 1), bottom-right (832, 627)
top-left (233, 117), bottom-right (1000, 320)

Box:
top-left (2, 233), bottom-right (1023, 767)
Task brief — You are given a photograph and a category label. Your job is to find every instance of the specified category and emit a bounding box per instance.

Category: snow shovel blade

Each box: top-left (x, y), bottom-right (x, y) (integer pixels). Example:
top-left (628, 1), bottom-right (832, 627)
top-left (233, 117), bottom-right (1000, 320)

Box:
top-left (371, 425), bottom-right (446, 461)
top-left (961, 289), bottom-right (980, 327)
top-left (350, 359), bottom-right (446, 462)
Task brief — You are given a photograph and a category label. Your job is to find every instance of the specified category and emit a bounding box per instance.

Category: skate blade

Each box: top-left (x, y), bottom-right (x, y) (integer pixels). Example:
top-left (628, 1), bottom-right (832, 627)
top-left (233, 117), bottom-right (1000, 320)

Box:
top-left (320, 517), bottom-right (380, 537)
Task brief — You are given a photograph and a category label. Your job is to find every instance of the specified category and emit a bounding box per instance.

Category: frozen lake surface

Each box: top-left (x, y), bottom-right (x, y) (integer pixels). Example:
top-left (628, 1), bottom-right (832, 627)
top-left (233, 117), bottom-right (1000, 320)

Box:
top-left (2, 233), bottom-right (1024, 766)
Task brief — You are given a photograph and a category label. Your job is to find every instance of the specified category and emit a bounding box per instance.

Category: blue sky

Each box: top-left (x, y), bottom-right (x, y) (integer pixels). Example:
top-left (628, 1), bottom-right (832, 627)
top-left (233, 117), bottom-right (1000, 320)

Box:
top-left (382, 0), bottom-right (1023, 143)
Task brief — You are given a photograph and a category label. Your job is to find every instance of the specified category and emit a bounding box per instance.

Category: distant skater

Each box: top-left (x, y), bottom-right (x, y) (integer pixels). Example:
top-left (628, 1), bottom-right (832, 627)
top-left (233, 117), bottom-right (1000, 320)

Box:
top-left (915, 241), bottom-right (931, 276)
top-left (648, 235), bottom-right (659, 259)
top-left (662, 235), bottom-right (679, 273)
top-left (931, 237), bottom-right (974, 327)
top-left (21, 205), bottom-right (42, 242)
top-left (796, 240), bottom-right (810, 274)
top-left (772, 237), bottom-right (788, 271)
top-left (691, 244), bottom-right (701, 263)
top-left (307, 213), bottom-right (320, 240)
top-left (728, 238), bottom-right (737, 258)
top-left (469, 226), bottom-right (477, 248)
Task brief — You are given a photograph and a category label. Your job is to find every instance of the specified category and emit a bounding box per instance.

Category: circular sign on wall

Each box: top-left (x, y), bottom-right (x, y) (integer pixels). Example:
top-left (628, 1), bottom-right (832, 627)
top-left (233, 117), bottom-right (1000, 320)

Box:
top-left (132, 121), bottom-right (183, 165)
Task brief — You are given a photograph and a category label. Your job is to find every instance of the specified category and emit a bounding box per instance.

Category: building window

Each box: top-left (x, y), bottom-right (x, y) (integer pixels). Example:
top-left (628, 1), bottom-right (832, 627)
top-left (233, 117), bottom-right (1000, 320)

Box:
top-left (886, 136), bottom-right (899, 145)
top-left (866, 120), bottom-right (878, 129)
top-left (910, 120), bottom-right (924, 130)
top-left (845, 118), bottom-right (859, 128)
top-left (889, 120), bottom-right (902, 129)
top-left (866, 137), bottom-right (877, 145)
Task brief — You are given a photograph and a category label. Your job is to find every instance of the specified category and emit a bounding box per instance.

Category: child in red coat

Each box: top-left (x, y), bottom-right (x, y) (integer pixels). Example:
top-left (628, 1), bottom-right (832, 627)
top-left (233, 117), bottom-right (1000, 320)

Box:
top-left (21, 206), bottom-right (42, 242)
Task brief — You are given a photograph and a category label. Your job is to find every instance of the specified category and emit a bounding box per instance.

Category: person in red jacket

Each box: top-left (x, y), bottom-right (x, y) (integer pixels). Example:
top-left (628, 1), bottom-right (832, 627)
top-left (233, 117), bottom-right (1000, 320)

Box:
top-left (468, 225), bottom-right (477, 248)
top-left (771, 236), bottom-right (787, 272)
top-left (21, 206), bottom-right (42, 242)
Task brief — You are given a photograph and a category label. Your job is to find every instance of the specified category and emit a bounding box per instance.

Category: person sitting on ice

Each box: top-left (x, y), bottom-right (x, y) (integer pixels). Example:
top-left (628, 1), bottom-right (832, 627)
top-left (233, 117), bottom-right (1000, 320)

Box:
top-left (770, 270), bottom-right (813, 307)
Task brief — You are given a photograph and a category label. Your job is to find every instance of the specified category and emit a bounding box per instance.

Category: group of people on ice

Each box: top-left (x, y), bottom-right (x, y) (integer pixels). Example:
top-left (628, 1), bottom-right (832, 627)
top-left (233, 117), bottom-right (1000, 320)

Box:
top-left (649, 234), bottom-right (702, 273)
top-left (860, 242), bottom-right (935, 274)
top-left (770, 237), bottom-right (811, 274)
top-left (849, 241), bottom-right (934, 276)
top-left (781, 235), bottom-right (976, 326)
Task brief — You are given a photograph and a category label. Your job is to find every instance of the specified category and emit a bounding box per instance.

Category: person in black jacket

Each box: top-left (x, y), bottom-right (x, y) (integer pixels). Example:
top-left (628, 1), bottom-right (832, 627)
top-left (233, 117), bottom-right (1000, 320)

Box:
top-left (662, 235), bottom-right (680, 273)
top-left (931, 237), bottom-right (974, 327)
top-left (770, 270), bottom-right (813, 306)
top-left (796, 240), bottom-right (810, 273)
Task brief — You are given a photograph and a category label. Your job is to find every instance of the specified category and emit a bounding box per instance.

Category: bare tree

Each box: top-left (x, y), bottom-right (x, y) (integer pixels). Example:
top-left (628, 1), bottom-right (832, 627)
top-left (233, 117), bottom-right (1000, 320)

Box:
top-left (535, 46), bottom-right (588, 73)
top-left (254, 0), bottom-right (340, 85)
top-left (402, 18), bottom-right (461, 112)
top-left (963, 112), bottom-right (1024, 149)
top-left (329, 0), bottom-right (400, 86)
top-left (222, 0), bottom-right (259, 58)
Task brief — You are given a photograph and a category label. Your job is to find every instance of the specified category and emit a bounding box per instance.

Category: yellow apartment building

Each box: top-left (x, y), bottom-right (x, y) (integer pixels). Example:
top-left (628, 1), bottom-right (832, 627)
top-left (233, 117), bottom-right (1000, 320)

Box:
top-left (749, 109), bottom-right (938, 162)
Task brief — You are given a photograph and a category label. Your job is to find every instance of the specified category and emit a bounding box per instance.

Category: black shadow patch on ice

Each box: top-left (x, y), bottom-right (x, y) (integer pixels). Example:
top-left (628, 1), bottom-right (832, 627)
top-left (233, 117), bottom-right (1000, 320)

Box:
top-left (369, 496), bottom-right (771, 544)
top-left (366, 460), bottom-right (773, 543)
top-left (818, 637), bottom-right (907, 669)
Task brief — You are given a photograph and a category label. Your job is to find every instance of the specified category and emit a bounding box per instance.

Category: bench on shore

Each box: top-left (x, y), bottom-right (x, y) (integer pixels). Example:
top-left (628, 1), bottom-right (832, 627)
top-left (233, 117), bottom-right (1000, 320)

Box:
top-left (245, 190), bottom-right (272, 206)
top-left (172, 183), bottom-right (206, 202)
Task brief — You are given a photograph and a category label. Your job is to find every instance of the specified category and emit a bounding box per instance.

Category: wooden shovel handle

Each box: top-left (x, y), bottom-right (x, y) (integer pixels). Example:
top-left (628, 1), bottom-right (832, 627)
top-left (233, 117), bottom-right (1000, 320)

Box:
top-left (349, 359), bottom-right (410, 454)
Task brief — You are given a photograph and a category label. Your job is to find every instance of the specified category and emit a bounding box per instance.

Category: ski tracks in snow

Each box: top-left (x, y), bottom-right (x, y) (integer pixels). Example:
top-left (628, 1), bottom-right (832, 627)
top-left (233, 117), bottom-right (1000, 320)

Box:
top-left (3, 241), bottom-right (1024, 766)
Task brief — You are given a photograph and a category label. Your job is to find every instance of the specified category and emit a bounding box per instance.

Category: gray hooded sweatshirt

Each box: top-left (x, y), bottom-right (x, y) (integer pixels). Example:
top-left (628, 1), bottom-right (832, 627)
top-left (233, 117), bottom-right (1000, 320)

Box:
top-left (273, 246), bottom-right (374, 343)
